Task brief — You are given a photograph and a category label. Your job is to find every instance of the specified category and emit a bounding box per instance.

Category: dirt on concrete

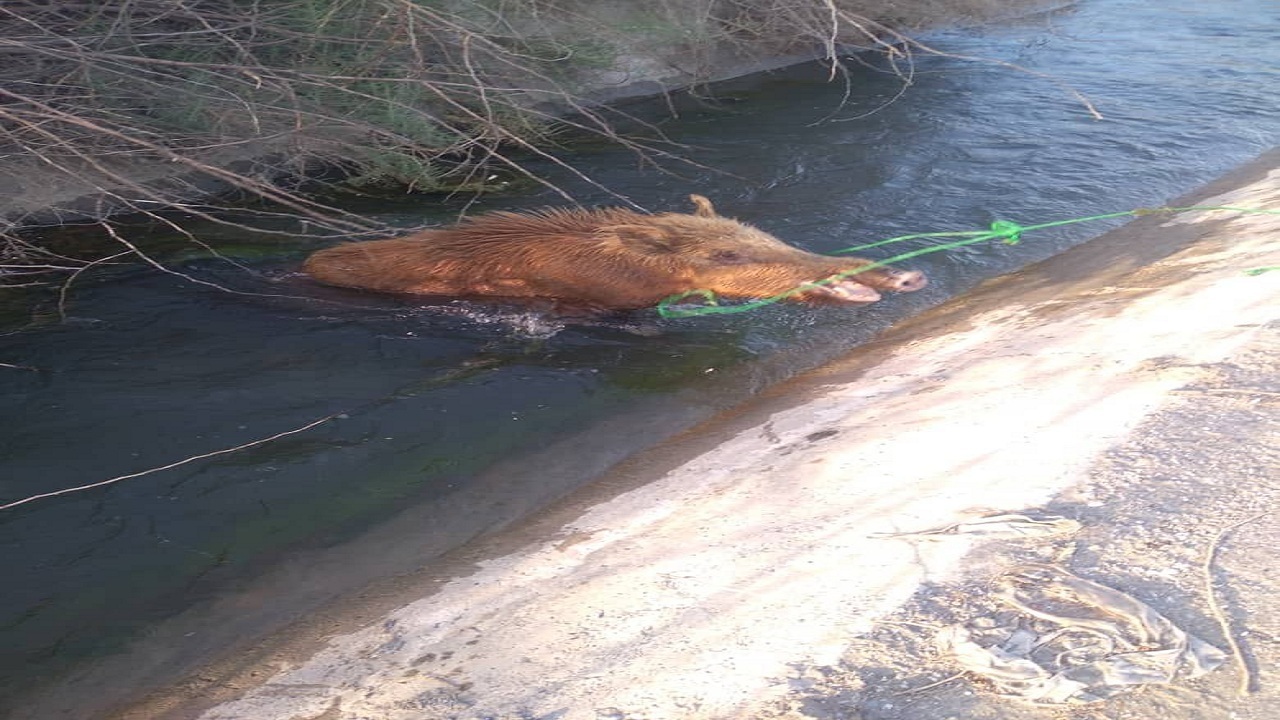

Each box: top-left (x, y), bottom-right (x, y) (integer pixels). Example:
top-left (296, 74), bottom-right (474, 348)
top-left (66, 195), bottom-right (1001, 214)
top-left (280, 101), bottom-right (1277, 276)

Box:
top-left (759, 336), bottom-right (1278, 720)
top-left (65, 150), bottom-right (1280, 720)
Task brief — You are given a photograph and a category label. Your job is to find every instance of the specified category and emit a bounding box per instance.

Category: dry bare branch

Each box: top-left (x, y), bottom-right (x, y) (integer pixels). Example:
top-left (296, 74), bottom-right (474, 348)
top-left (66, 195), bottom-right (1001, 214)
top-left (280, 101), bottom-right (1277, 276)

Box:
top-left (0, 0), bottom-right (1060, 284)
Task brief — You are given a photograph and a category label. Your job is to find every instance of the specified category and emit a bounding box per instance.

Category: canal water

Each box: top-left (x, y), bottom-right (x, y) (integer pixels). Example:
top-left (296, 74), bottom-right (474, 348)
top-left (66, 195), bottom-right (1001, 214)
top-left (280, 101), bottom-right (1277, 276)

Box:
top-left (1, 0), bottom-right (1277, 714)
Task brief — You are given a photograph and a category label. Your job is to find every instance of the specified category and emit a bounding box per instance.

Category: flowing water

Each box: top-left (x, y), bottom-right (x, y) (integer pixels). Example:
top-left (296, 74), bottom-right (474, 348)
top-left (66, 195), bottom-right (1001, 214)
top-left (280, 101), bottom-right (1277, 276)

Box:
top-left (1, 0), bottom-right (1278, 713)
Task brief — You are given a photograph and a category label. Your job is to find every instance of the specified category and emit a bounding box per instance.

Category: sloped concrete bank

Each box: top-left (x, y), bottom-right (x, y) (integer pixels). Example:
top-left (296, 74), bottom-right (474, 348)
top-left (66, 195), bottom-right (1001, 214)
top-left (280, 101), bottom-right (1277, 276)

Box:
top-left (115, 150), bottom-right (1278, 720)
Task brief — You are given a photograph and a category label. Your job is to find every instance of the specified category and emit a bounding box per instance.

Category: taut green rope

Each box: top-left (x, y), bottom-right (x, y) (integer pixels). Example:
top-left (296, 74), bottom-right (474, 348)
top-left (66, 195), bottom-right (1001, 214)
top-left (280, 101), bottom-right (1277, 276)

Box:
top-left (657, 205), bottom-right (1278, 318)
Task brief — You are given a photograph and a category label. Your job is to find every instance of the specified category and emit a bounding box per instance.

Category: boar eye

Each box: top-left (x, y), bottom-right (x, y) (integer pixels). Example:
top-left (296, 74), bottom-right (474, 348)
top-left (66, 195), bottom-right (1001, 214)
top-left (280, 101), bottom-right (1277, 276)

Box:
top-left (709, 249), bottom-right (748, 264)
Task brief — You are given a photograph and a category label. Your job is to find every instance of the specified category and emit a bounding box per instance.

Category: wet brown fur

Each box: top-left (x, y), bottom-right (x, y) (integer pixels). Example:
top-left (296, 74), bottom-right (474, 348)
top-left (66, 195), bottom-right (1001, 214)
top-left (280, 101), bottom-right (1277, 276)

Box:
top-left (303, 195), bottom-right (925, 311)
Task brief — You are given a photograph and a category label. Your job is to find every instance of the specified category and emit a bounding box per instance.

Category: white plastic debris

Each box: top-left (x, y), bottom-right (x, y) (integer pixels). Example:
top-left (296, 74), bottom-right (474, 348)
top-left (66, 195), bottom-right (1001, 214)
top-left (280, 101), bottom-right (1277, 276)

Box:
top-left (939, 564), bottom-right (1226, 703)
top-left (872, 513), bottom-right (1083, 539)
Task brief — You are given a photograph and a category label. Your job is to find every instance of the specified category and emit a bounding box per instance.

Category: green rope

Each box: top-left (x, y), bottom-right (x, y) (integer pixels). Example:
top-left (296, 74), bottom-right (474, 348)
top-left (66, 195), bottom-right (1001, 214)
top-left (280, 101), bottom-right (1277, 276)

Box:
top-left (657, 205), bottom-right (1279, 318)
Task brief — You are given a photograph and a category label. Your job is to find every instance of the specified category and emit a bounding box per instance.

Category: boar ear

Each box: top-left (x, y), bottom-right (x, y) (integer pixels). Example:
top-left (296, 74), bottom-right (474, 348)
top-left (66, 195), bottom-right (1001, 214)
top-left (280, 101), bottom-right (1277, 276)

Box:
top-left (601, 224), bottom-right (680, 254)
top-left (689, 194), bottom-right (718, 217)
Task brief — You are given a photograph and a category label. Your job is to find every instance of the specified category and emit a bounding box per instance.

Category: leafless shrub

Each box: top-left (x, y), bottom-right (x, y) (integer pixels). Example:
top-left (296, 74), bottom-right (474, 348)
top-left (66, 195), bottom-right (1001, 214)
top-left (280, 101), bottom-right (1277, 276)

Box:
top-left (0, 0), bottom-right (1053, 282)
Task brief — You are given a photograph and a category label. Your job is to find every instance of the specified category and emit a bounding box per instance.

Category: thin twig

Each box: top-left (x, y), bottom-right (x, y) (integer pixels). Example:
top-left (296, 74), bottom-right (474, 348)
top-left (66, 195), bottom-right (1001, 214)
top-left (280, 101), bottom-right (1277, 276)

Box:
top-left (57, 249), bottom-right (132, 319)
top-left (0, 412), bottom-right (343, 511)
top-left (93, 222), bottom-right (367, 307)
top-left (893, 671), bottom-right (966, 696)
top-left (1202, 511), bottom-right (1268, 696)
